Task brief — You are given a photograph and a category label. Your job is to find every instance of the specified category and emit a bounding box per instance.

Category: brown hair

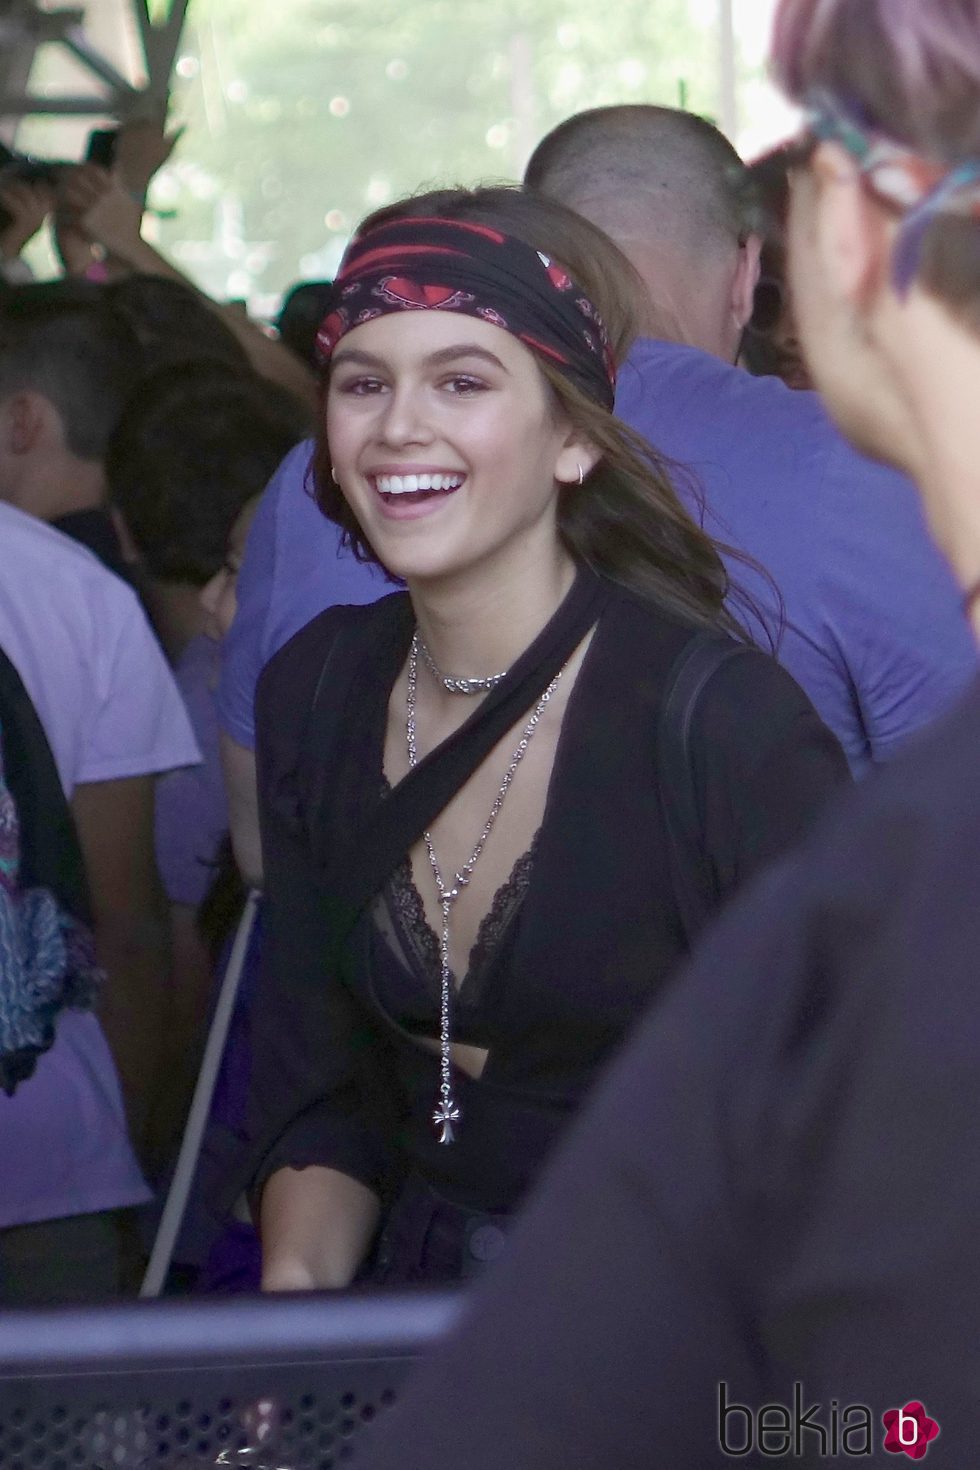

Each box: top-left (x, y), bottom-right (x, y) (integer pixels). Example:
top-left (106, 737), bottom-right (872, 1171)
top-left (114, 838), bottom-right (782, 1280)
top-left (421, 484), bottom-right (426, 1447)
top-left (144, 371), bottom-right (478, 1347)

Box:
top-left (313, 185), bottom-right (766, 639)
top-left (773, 0), bottom-right (980, 332)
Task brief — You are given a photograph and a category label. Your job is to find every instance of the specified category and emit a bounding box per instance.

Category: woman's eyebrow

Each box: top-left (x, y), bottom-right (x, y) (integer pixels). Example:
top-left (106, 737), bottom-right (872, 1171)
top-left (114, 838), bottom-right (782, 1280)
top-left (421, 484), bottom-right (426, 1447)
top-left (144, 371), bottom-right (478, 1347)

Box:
top-left (331, 344), bottom-right (509, 372)
top-left (424, 345), bottom-right (509, 371)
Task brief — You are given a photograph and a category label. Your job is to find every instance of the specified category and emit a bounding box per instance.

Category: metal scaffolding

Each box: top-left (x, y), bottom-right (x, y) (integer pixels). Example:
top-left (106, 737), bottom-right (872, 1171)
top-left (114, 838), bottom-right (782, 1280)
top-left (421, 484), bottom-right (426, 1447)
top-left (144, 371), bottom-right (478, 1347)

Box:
top-left (0, 0), bottom-right (188, 129)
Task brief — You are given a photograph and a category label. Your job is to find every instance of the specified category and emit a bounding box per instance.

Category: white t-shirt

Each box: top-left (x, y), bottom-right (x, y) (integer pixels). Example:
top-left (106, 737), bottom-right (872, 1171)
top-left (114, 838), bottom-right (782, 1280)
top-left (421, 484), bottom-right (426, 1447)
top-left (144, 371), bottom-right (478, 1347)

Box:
top-left (0, 502), bottom-right (201, 1228)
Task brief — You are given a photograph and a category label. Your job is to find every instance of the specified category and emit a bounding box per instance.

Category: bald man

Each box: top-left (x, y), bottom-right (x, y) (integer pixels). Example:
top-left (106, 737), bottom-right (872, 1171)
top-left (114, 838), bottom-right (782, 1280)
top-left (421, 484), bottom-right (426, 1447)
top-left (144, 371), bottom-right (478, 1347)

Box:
top-left (528, 104), bottom-right (758, 360)
top-left (525, 106), bottom-right (976, 774)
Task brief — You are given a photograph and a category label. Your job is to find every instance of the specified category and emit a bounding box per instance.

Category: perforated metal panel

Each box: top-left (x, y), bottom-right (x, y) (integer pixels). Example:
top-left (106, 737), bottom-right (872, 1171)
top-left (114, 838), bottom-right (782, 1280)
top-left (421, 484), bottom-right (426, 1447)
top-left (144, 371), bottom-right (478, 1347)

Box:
top-left (0, 1370), bottom-right (404, 1468)
top-left (0, 1291), bottom-right (459, 1470)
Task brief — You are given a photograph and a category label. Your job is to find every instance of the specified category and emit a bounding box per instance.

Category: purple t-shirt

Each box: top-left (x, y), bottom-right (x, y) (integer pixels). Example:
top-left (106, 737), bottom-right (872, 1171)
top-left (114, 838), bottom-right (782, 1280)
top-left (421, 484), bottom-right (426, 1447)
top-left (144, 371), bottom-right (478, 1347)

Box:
top-left (216, 344), bottom-right (977, 773)
top-left (616, 340), bottom-right (976, 772)
top-left (0, 504), bottom-right (201, 1228)
top-left (155, 634), bottom-right (229, 907)
top-left (215, 441), bottom-right (391, 749)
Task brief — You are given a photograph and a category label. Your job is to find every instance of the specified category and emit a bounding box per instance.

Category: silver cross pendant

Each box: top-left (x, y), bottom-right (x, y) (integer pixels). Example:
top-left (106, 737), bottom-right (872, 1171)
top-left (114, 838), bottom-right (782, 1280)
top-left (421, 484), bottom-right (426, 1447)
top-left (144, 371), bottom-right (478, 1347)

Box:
top-left (432, 1099), bottom-right (461, 1145)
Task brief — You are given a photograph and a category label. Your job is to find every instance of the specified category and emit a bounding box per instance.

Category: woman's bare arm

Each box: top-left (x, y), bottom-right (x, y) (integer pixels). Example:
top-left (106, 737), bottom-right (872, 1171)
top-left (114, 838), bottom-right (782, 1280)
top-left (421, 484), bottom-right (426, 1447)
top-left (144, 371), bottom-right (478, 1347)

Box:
top-left (260, 1165), bottom-right (382, 1291)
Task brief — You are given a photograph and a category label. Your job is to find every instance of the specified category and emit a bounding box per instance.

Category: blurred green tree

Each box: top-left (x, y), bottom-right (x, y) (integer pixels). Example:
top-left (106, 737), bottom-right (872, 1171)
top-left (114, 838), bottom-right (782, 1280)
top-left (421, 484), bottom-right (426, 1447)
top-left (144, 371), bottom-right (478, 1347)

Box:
top-left (153, 0), bottom-right (719, 304)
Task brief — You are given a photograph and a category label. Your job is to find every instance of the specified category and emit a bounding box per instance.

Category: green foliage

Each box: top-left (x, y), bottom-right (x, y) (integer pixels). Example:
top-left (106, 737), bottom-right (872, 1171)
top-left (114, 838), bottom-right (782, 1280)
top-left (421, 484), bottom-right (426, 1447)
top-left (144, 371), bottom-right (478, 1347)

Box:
top-left (154, 0), bottom-right (720, 303)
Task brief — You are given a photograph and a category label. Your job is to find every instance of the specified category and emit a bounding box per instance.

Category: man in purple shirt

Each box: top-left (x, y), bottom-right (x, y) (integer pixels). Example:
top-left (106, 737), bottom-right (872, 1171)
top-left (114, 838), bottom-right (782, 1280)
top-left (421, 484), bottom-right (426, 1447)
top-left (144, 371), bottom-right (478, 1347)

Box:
top-left (525, 105), bottom-right (976, 771)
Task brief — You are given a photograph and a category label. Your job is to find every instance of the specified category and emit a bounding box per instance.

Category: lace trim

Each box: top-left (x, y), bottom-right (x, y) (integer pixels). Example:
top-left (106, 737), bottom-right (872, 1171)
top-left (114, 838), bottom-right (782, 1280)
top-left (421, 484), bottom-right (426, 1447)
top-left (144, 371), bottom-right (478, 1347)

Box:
top-left (380, 777), bottom-right (538, 994)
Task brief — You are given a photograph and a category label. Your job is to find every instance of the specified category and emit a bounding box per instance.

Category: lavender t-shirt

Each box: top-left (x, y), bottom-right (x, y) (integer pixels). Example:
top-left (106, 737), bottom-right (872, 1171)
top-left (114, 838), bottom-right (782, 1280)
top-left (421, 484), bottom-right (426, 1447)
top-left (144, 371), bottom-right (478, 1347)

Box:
top-left (215, 344), bottom-right (977, 773)
top-left (0, 504), bottom-right (201, 1228)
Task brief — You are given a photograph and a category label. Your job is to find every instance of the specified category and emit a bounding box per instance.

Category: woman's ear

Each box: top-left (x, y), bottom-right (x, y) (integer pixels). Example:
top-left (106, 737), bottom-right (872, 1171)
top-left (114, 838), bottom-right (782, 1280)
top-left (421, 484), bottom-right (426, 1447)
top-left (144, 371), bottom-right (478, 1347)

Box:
top-left (555, 435), bottom-right (602, 487)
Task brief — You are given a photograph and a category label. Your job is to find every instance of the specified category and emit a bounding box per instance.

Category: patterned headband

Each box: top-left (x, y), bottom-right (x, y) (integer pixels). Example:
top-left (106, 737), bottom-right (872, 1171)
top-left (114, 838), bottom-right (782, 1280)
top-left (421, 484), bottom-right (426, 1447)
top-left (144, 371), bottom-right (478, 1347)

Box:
top-left (315, 216), bottom-right (617, 410)
top-left (805, 90), bottom-right (980, 295)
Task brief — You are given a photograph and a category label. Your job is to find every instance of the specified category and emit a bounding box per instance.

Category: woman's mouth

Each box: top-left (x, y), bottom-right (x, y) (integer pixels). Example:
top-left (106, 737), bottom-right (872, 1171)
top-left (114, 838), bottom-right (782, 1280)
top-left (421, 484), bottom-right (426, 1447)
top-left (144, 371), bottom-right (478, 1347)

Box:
top-left (372, 472), bottom-right (465, 511)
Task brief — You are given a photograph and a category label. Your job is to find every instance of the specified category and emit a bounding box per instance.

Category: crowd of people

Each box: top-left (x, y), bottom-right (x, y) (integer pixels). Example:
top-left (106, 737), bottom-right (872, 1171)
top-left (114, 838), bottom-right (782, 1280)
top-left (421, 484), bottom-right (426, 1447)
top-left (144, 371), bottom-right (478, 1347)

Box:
top-left (1, 0), bottom-right (978, 1459)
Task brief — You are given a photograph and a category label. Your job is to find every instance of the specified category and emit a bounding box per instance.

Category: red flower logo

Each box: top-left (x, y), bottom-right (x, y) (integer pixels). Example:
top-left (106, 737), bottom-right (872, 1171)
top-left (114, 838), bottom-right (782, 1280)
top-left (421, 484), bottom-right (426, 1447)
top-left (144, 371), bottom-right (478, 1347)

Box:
top-left (882, 1402), bottom-right (940, 1459)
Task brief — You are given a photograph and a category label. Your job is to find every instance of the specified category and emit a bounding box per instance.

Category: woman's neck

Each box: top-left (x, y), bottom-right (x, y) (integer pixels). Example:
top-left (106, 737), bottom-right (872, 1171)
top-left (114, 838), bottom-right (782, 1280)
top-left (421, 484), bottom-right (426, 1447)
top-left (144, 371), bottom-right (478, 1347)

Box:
top-left (408, 540), bottom-right (579, 681)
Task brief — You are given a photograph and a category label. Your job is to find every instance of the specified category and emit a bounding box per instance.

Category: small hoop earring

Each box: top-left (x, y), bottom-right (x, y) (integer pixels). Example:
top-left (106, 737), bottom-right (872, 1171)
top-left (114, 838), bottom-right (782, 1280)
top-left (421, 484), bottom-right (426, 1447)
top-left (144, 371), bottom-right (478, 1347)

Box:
top-left (576, 462), bottom-right (585, 487)
top-left (330, 465), bottom-right (339, 485)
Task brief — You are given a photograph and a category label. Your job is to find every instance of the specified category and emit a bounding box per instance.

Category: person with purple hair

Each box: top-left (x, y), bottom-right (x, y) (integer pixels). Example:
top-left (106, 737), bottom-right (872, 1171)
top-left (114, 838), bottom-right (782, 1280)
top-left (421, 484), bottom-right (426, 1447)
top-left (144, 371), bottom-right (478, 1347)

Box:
top-left (355, 2), bottom-right (980, 1465)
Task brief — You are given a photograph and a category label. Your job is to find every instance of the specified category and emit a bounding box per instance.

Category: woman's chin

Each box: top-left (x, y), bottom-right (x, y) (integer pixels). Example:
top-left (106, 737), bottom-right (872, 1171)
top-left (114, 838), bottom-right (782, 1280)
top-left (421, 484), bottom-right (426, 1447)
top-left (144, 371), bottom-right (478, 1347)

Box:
top-left (361, 536), bottom-right (463, 589)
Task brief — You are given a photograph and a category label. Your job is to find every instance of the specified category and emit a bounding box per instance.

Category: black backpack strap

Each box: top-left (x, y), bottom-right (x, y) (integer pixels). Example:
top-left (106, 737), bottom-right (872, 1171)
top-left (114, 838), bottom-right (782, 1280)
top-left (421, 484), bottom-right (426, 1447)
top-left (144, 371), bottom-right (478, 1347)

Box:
top-left (657, 632), bottom-right (756, 944)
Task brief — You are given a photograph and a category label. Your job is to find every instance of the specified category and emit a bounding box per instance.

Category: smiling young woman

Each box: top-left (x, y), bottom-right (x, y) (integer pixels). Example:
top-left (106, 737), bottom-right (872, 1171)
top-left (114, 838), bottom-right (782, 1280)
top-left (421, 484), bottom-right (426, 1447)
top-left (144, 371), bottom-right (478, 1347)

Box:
top-left (239, 185), bottom-right (850, 1290)
top-left (324, 309), bottom-right (587, 597)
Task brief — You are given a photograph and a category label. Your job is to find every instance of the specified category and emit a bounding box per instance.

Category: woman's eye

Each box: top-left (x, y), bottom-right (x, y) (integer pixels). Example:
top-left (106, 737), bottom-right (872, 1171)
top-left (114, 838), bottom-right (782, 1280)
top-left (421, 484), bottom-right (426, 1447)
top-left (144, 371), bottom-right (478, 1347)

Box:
top-left (336, 376), bottom-right (386, 396)
top-left (443, 375), bottom-right (487, 395)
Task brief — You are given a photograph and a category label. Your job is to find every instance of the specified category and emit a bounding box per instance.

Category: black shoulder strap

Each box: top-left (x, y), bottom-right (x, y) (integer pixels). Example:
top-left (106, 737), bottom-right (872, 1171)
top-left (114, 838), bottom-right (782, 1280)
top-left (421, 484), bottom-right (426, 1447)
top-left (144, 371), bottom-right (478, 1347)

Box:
top-left (658, 632), bottom-right (756, 944)
top-left (0, 643), bottom-right (92, 923)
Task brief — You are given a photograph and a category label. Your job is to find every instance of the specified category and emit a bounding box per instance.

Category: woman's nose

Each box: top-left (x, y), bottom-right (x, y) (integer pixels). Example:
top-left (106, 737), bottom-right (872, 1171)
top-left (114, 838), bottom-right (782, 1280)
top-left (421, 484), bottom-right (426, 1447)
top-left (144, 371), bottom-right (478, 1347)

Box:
top-left (378, 383), bottom-right (433, 445)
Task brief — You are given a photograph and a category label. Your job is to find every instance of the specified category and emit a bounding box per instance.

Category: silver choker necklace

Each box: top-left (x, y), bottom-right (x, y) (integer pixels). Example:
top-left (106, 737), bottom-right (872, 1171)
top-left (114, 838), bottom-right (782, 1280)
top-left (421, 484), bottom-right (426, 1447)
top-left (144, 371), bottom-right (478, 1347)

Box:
top-left (415, 632), bottom-right (509, 695)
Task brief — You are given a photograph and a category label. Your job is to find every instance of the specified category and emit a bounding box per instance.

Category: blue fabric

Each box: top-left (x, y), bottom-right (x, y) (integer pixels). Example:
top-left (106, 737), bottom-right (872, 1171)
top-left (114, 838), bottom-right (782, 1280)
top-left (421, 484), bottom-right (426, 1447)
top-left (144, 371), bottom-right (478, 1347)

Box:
top-left (616, 340), bottom-right (977, 773)
top-left (0, 887), bottom-right (67, 1077)
top-left (0, 721), bottom-right (100, 1095)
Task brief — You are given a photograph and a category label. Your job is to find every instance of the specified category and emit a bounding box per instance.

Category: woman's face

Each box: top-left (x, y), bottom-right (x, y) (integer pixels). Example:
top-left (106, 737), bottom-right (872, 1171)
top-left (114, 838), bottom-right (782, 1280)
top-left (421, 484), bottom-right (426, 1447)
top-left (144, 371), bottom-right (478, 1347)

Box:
top-left (325, 310), bottom-right (584, 588)
top-left (200, 496), bottom-right (260, 642)
top-left (787, 154), bottom-right (905, 463)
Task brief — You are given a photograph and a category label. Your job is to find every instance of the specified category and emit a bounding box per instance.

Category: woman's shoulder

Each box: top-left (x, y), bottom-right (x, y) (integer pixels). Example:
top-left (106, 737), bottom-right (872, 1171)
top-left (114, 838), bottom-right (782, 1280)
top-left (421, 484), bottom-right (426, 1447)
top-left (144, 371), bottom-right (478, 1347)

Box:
top-left (257, 591), bottom-right (411, 705)
top-left (596, 584), bottom-right (749, 689)
top-left (599, 585), bottom-right (839, 744)
top-left (254, 591), bottom-right (411, 778)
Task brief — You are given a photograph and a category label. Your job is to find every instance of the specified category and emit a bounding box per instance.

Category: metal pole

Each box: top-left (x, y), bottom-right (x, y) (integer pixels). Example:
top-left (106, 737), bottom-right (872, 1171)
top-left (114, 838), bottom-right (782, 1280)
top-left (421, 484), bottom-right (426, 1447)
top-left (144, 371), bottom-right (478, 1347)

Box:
top-left (0, 95), bottom-right (119, 116)
top-left (718, 0), bottom-right (737, 139)
top-left (132, 0), bottom-right (191, 113)
top-left (61, 24), bottom-right (139, 98)
top-left (141, 889), bottom-right (260, 1298)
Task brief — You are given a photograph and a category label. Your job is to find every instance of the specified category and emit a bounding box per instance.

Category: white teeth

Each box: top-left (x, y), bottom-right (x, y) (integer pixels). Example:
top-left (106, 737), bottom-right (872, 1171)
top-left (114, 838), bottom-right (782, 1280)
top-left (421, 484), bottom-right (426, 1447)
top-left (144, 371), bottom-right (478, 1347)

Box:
top-left (375, 473), bottom-right (464, 495)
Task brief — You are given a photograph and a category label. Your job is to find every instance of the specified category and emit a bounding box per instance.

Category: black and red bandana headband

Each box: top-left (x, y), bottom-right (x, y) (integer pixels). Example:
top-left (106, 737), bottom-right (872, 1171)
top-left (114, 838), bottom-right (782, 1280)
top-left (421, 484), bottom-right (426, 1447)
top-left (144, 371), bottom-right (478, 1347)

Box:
top-left (315, 216), bottom-right (617, 410)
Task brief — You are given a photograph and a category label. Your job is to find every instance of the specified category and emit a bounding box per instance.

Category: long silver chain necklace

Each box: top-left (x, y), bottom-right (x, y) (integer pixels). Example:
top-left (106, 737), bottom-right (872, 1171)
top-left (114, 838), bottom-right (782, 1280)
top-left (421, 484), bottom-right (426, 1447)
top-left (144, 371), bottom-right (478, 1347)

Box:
top-left (406, 629), bottom-right (562, 1143)
top-left (416, 634), bottom-right (509, 695)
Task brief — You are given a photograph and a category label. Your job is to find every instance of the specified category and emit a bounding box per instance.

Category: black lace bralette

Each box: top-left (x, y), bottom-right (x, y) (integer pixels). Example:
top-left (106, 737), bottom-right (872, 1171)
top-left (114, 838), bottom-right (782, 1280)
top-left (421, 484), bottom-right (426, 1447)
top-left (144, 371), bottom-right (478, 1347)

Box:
top-left (373, 775), bottom-right (539, 1004)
